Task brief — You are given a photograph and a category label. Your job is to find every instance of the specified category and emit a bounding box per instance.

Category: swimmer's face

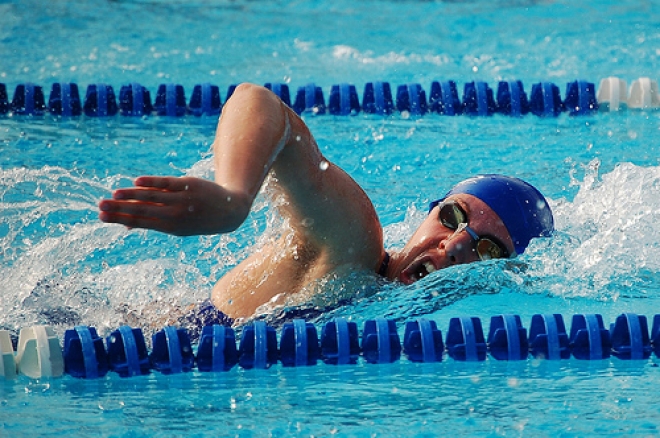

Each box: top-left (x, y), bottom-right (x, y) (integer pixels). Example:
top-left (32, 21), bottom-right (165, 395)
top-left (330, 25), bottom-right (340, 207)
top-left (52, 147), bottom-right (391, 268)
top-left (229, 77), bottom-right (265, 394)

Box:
top-left (389, 194), bottom-right (515, 285)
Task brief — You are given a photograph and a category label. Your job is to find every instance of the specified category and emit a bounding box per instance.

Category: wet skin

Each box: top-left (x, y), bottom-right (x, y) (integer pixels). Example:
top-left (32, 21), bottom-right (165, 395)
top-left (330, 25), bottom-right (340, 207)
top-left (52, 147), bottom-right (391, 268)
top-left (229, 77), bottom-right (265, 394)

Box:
top-left (98, 83), bottom-right (515, 320)
top-left (386, 193), bottom-right (515, 285)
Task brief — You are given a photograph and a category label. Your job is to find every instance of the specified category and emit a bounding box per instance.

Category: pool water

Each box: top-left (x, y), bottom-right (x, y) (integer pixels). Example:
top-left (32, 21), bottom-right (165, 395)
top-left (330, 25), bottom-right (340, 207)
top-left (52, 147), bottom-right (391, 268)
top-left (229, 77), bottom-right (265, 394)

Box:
top-left (2, 0), bottom-right (660, 435)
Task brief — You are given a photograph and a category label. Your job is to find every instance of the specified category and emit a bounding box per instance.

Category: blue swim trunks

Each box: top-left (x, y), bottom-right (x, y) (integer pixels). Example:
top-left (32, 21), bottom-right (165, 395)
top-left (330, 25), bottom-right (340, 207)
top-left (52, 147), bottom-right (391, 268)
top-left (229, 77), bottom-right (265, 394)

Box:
top-left (179, 299), bottom-right (234, 341)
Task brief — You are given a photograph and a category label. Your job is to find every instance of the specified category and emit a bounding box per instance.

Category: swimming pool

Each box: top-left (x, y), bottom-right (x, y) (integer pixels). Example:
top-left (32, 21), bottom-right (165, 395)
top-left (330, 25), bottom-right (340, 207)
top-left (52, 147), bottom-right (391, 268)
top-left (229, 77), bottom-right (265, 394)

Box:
top-left (2, 0), bottom-right (660, 435)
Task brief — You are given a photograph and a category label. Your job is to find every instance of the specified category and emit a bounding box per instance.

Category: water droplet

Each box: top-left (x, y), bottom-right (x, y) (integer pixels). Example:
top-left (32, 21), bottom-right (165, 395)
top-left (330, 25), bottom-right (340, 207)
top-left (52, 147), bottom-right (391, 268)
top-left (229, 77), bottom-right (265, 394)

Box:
top-left (319, 161), bottom-right (329, 171)
top-left (226, 196), bottom-right (232, 202)
top-left (188, 205), bottom-right (194, 212)
top-left (184, 185), bottom-right (189, 191)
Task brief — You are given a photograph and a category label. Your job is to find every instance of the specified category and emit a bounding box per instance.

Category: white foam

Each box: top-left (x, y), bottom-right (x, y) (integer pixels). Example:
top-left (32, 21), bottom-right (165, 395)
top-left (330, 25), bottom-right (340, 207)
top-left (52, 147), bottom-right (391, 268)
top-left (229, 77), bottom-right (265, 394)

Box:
top-left (532, 160), bottom-right (660, 300)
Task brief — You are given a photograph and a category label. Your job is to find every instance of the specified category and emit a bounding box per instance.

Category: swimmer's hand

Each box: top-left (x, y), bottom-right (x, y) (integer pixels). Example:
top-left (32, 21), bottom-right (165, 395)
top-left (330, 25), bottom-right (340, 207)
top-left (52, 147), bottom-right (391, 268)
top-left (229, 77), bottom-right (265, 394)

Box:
top-left (98, 176), bottom-right (251, 236)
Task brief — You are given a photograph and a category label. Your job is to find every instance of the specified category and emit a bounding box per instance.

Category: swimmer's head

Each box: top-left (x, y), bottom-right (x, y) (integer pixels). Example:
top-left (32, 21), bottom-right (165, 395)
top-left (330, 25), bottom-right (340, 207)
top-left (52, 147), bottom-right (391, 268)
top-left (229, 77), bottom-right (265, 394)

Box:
top-left (429, 174), bottom-right (554, 256)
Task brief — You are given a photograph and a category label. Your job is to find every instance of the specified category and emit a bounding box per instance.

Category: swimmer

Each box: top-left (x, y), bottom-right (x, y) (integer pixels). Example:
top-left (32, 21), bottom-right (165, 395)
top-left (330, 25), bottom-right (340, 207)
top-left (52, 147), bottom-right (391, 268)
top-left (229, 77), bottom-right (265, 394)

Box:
top-left (98, 83), bottom-right (553, 323)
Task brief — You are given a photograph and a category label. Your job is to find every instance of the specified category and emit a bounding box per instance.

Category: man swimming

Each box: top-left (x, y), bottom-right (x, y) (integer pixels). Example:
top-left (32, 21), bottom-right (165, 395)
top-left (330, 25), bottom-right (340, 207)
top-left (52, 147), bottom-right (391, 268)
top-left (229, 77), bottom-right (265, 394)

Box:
top-left (98, 83), bottom-right (553, 322)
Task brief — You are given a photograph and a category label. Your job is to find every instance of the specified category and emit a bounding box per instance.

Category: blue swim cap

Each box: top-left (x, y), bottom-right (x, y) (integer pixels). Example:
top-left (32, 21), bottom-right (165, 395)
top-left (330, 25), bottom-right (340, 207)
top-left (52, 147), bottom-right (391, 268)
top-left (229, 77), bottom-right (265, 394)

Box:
top-left (429, 174), bottom-right (554, 256)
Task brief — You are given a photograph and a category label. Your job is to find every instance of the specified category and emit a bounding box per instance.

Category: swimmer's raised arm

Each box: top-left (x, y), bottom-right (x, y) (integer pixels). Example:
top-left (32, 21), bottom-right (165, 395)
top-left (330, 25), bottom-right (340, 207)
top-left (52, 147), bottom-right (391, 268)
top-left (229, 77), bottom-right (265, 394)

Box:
top-left (99, 83), bottom-right (383, 263)
top-left (100, 83), bottom-right (385, 317)
top-left (99, 84), bottom-right (299, 236)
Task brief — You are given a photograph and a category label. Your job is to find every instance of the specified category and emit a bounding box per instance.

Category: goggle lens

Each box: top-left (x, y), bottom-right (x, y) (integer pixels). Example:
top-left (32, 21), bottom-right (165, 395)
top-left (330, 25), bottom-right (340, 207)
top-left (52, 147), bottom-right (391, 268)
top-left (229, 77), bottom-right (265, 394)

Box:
top-left (438, 202), bottom-right (466, 229)
top-left (436, 201), bottom-right (508, 260)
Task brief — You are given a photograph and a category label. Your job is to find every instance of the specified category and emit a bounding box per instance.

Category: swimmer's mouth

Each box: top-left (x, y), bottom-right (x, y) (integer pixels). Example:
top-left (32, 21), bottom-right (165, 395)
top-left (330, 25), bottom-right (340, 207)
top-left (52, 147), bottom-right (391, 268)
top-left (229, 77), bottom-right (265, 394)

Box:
top-left (400, 258), bottom-right (438, 285)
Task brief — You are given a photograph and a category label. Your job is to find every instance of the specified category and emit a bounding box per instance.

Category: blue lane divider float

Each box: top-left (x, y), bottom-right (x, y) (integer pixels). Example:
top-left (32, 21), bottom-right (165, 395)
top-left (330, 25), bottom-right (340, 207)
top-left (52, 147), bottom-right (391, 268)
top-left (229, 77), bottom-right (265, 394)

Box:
top-left (6, 312), bottom-right (660, 380)
top-left (429, 80), bottom-right (462, 116)
top-left (154, 83), bottom-right (187, 117)
top-left (83, 83), bottom-right (118, 117)
top-left (361, 318), bottom-right (401, 364)
top-left (496, 81), bottom-right (530, 117)
top-left (2, 77), bottom-right (654, 119)
top-left (530, 82), bottom-right (564, 117)
top-left (528, 314), bottom-right (570, 360)
top-left (280, 319), bottom-right (321, 367)
top-left (609, 313), bottom-right (652, 360)
top-left (463, 81), bottom-right (497, 116)
top-left (403, 319), bottom-right (444, 362)
top-left (188, 83), bottom-right (222, 116)
top-left (293, 82), bottom-right (326, 115)
top-left (119, 82), bottom-right (153, 117)
top-left (569, 314), bottom-right (611, 360)
top-left (320, 317), bottom-right (360, 365)
top-left (196, 324), bottom-right (238, 372)
top-left (238, 321), bottom-right (278, 369)
top-left (396, 83), bottom-right (428, 116)
top-left (487, 314), bottom-right (529, 361)
top-left (48, 83), bottom-right (82, 116)
top-left (329, 83), bottom-right (360, 115)
top-left (106, 325), bottom-right (150, 377)
top-left (63, 326), bottom-right (109, 379)
top-left (362, 81), bottom-right (395, 115)
top-left (564, 80), bottom-right (599, 116)
top-left (12, 83), bottom-right (46, 116)
top-left (150, 326), bottom-right (195, 374)
top-left (445, 316), bottom-right (487, 361)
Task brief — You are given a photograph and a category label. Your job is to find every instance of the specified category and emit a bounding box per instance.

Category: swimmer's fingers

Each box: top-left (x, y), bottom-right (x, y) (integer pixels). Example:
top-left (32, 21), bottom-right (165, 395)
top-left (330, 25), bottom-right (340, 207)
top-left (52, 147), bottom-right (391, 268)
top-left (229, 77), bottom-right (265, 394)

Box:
top-left (111, 176), bottom-right (202, 204)
top-left (112, 186), bottom-right (184, 204)
top-left (99, 177), bottom-right (251, 236)
top-left (98, 201), bottom-right (188, 234)
top-left (133, 176), bottom-right (192, 191)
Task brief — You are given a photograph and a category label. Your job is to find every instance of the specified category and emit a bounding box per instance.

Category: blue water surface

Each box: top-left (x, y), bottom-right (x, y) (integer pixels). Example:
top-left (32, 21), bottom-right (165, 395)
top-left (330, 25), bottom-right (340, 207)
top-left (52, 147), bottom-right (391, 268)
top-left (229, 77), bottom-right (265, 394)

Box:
top-left (2, 0), bottom-right (660, 435)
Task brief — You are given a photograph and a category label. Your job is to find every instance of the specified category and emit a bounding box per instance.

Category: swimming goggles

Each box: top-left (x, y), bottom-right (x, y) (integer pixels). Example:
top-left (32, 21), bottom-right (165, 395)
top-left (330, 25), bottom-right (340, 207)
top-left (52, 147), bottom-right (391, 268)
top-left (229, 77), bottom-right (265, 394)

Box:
top-left (432, 200), bottom-right (510, 260)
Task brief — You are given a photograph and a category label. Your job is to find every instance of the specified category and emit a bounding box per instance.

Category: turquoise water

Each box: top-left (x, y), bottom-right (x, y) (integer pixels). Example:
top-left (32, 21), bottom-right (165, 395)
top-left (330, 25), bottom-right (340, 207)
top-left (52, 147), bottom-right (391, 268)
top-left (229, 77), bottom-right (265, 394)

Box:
top-left (2, 0), bottom-right (660, 435)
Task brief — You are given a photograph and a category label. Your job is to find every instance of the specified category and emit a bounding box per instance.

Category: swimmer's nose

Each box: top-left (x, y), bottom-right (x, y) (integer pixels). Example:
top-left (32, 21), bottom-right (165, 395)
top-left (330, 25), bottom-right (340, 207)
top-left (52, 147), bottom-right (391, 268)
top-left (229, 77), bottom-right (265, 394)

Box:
top-left (441, 230), bottom-right (478, 265)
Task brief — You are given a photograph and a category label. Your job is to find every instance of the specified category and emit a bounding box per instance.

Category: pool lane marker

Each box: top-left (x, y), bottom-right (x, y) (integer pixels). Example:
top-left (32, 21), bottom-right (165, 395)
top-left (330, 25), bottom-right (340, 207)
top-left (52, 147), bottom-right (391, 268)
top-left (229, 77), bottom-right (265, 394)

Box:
top-left (4, 77), bottom-right (659, 118)
top-left (3, 312), bottom-right (660, 380)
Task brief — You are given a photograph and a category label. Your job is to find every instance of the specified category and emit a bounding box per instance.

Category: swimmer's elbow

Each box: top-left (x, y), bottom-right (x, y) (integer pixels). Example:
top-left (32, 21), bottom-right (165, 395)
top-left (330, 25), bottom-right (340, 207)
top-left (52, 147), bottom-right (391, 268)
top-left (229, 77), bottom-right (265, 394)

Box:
top-left (230, 83), bottom-right (280, 107)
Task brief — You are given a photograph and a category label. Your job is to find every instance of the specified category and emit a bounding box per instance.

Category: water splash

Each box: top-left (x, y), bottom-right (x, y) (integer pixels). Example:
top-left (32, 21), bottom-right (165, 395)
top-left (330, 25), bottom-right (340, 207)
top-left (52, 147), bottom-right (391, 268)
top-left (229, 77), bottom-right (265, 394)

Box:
top-left (3, 160), bottom-right (660, 337)
top-left (533, 160), bottom-right (660, 300)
